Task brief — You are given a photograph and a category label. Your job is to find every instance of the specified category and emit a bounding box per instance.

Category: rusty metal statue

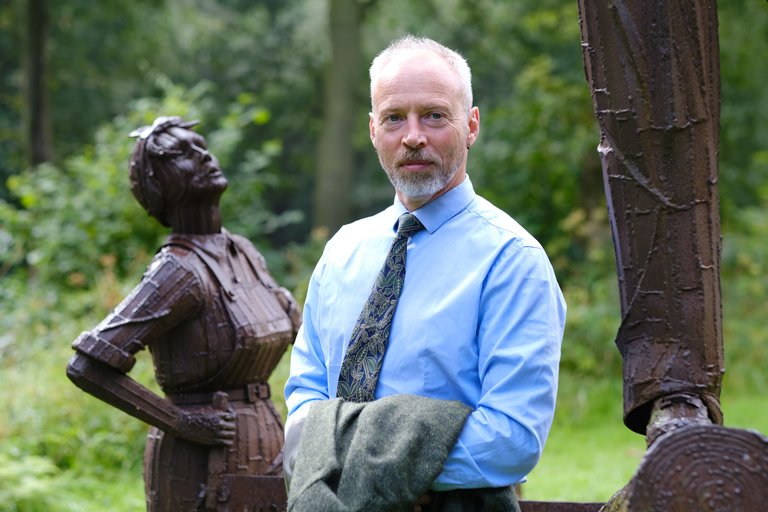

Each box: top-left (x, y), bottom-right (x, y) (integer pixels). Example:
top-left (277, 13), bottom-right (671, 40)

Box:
top-left (66, 116), bottom-right (299, 511)
top-left (579, 0), bottom-right (724, 443)
top-left (578, 1), bottom-right (768, 510)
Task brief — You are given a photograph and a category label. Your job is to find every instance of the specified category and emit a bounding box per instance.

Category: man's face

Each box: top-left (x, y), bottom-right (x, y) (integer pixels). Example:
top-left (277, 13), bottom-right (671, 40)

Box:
top-left (369, 52), bottom-right (479, 209)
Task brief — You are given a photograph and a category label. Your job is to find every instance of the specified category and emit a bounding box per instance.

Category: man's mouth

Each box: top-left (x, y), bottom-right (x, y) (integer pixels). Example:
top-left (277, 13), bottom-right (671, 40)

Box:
top-left (399, 160), bottom-right (434, 171)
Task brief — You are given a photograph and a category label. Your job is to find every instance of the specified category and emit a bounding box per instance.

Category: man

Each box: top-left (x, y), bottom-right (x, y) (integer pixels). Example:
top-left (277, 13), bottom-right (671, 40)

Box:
top-left (284, 35), bottom-right (566, 506)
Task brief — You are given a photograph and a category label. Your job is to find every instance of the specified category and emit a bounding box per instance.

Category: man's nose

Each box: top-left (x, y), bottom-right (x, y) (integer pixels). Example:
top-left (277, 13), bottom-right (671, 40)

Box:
top-left (402, 117), bottom-right (427, 148)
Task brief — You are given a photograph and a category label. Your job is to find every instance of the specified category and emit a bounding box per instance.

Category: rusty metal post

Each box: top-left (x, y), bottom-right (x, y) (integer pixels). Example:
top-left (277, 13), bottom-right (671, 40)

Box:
top-left (577, 1), bottom-right (768, 510)
top-left (577, 0), bottom-right (724, 438)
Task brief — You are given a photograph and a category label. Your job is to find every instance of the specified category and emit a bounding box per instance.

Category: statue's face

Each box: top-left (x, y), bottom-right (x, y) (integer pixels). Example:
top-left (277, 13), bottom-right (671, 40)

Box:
top-left (162, 127), bottom-right (228, 202)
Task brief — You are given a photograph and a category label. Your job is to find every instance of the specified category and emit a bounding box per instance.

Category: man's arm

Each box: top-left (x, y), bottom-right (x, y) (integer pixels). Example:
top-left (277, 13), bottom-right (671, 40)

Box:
top-left (284, 263), bottom-right (333, 415)
top-left (283, 262), bottom-right (333, 483)
top-left (434, 245), bottom-right (566, 489)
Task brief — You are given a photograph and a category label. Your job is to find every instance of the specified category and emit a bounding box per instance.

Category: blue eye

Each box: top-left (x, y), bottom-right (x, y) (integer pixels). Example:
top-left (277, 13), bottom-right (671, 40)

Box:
top-left (387, 114), bottom-right (401, 122)
top-left (428, 113), bottom-right (443, 120)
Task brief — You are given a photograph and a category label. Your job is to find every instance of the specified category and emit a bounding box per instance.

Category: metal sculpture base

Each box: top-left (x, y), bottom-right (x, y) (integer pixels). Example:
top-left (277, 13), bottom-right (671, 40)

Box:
top-left (601, 425), bottom-right (768, 512)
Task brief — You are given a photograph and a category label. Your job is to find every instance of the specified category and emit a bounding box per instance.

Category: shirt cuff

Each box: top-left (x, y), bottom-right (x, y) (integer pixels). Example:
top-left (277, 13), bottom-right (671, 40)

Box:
top-left (283, 402), bottom-right (311, 489)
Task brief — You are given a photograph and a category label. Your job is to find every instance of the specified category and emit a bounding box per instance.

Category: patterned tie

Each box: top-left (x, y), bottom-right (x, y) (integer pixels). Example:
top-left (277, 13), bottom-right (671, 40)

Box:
top-left (337, 213), bottom-right (425, 402)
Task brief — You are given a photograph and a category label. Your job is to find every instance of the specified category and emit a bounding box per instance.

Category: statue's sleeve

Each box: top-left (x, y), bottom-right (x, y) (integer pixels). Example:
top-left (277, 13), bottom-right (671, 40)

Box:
top-left (71, 247), bottom-right (205, 373)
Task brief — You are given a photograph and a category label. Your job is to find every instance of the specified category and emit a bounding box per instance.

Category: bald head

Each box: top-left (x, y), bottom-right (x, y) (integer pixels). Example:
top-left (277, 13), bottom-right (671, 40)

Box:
top-left (369, 35), bottom-right (473, 113)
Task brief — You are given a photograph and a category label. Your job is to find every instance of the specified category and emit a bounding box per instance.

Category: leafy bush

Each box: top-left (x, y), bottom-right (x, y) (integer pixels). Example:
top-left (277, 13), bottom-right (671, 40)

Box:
top-left (720, 204), bottom-right (768, 394)
top-left (0, 81), bottom-right (296, 291)
top-left (0, 451), bottom-right (64, 512)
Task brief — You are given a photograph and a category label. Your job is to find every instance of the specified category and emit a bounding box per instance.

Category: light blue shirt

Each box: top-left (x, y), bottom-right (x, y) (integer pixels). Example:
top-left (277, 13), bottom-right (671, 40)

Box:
top-left (285, 177), bottom-right (566, 490)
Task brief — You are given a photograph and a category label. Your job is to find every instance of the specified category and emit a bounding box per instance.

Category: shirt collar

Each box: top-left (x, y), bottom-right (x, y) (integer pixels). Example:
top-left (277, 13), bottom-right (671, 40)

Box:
top-left (390, 176), bottom-right (475, 234)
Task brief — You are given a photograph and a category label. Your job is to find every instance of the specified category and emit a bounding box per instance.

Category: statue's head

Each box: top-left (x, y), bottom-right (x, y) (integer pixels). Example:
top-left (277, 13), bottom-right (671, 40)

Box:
top-left (129, 116), bottom-right (227, 226)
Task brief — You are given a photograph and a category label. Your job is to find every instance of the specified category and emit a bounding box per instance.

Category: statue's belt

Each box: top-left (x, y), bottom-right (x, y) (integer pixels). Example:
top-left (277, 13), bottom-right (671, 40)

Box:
top-left (166, 382), bottom-right (271, 406)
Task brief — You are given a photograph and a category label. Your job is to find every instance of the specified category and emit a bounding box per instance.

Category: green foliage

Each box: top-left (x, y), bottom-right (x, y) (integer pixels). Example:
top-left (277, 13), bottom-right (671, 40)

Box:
top-left (718, 0), bottom-right (768, 225)
top-left (560, 274), bottom-right (622, 379)
top-left (0, 451), bottom-right (64, 512)
top-left (0, 448), bottom-right (145, 512)
top-left (48, 0), bottom-right (326, 245)
top-left (5, 0), bottom-right (767, 277)
top-left (213, 92), bottom-right (305, 242)
top-left (524, 383), bottom-right (768, 502)
top-left (720, 204), bottom-right (768, 395)
top-left (475, 51), bottom-right (597, 262)
top-left (44, 0), bottom-right (170, 159)
top-left (0, 268), bottom-right (151, 511)
top-left (0, 80), bottom-right (293, 290)
top-left (1, 101), bottom-right (168, 288)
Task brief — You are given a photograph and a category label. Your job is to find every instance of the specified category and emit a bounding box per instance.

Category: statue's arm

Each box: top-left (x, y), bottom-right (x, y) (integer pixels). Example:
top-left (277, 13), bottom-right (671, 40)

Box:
top-left (66, 353), bottom-right (234, 445)
top-left (65, 249), bottom-right (235, 445)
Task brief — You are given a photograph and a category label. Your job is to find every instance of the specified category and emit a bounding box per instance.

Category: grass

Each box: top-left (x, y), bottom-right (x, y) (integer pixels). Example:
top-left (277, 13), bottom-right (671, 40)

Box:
top-left (522, 376), bottom-right (768, 503)
top-left (522, 375), bottom-right (643, 503)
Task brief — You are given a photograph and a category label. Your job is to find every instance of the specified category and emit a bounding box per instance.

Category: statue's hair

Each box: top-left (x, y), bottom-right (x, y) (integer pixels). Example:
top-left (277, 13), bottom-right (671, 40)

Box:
top-left (128, 116), bottom-right (198, 226)
top-left (369, 35), bottom-right (473, 112)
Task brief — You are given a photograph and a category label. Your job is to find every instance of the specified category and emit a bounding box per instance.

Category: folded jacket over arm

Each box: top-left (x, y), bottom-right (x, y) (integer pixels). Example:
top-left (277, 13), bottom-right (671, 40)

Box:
top-left (287, 394), bottom-right (519, 512)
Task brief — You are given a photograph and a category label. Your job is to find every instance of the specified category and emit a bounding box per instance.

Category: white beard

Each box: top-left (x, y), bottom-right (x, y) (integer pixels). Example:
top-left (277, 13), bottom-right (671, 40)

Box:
top-left (378, 148), bottom-right (462, 202)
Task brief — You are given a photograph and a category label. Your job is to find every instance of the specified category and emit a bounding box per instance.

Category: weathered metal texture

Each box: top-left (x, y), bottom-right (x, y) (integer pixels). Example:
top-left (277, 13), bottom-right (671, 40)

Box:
top-left (578, 0), bottom-right (724, 435)
top-left (209, 475), bottom-right (288, 511)
top-left (67, 117), bottom-right (300, 511)
top-left (519, 501), bottom-right (603, 512)
top-left (614, 425), bottom-right (768, 511)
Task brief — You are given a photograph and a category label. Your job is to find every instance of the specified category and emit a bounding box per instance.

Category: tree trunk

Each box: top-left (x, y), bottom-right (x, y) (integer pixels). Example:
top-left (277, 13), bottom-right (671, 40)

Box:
top-left (312, 0), bottom-right (363, 233)
top-left (578, 0), bottom-right (724, 436)
top-left (23, 0), bottom-right (53, 165)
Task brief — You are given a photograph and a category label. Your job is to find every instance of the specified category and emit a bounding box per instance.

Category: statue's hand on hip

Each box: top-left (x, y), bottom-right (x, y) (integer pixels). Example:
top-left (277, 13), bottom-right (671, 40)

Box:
top-left (174, 409), bottom-right (237, 446)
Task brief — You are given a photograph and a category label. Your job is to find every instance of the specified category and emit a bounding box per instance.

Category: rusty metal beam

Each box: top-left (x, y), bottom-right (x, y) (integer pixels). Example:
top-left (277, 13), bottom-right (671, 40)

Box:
top-left (520, 501), bottom-right (603, 512)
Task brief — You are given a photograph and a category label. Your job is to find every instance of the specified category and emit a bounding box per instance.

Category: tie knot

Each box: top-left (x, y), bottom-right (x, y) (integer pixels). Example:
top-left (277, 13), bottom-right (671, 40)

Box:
top-left (396, 213), bottom-right (424, 237)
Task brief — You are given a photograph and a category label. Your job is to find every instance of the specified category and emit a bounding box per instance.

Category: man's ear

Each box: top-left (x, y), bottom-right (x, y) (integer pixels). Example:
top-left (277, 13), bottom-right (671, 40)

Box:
top-left (466, 106), bottom-right (480, 148)
top-left (369, 112), bottom-right (376, 146)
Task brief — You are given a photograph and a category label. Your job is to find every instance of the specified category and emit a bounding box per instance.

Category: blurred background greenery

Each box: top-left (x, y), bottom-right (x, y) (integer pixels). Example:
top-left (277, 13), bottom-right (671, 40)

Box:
top-left (1, 0), bottom-right (766, 509)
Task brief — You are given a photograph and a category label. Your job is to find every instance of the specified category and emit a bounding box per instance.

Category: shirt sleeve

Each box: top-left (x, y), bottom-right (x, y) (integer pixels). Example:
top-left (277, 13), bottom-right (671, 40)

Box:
top-left (284, 253), bottom-right (332, 416)
top-left (433, 244), bottom-right (566, 490)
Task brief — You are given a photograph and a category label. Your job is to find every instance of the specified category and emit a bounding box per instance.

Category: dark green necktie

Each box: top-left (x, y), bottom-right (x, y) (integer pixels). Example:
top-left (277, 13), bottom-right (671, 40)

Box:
top-left (336, 213), bottom-right (425, 402)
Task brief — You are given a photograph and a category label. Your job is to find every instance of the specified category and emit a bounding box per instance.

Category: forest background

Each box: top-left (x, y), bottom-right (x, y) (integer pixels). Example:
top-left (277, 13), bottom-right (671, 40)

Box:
top-left (1, 0), bottom-right (766, 510)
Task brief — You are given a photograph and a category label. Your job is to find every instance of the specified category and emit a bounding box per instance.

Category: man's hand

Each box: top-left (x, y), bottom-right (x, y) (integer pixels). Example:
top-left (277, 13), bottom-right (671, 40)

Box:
top-left (413, 492), bottom-right (433, 512)
top-left (175, 409), bottom-right (237, 446)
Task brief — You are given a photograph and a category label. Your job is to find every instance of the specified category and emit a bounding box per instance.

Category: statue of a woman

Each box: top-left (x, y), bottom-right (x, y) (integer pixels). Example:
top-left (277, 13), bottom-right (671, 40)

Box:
top-left (67, 116), bottom-right (300, 511)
